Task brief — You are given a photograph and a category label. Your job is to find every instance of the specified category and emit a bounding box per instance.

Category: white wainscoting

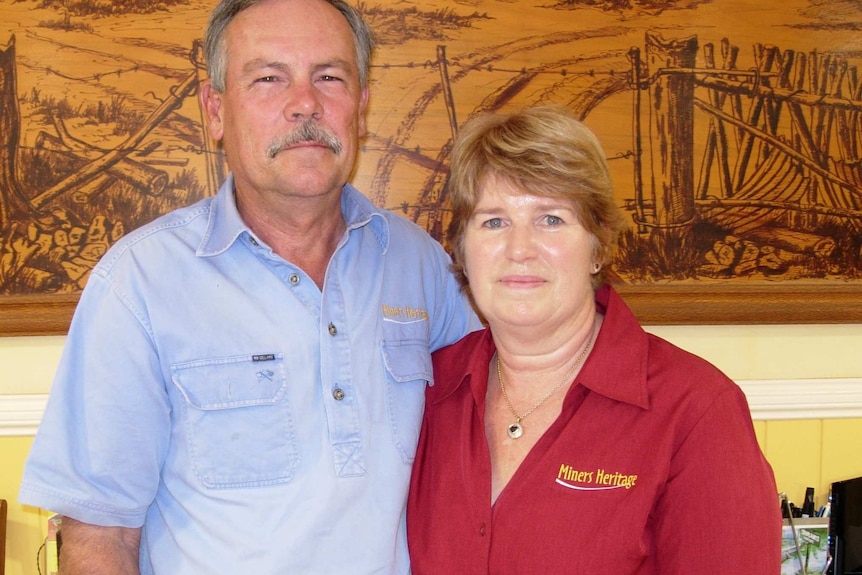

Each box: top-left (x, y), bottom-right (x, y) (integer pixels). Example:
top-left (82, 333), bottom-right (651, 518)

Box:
top-left (737, 378), bottom-right (862, 421)
top-left (2, 379), bottom-right (862, 436)
top-left (1, 394), bottom-right (48, 436)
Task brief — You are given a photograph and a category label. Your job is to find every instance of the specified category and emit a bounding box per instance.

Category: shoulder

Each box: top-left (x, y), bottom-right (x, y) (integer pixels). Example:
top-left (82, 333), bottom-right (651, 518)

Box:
top-left (599, 284), bottom-right (738, 400)
top-left (429, 329), bottom-right (490, 402)
top-left (640, 332), bottom-right (755, 439)
top-left (433, 329), bottom-right (487, 363)
top-left (342, 185), bottom-right (449, 259)
top-left (645, 333), bottom-right (736, 392)
top-left (94, 197), bottom-right (213, 274)
top-left (382, 211), bottom-right (448, 251)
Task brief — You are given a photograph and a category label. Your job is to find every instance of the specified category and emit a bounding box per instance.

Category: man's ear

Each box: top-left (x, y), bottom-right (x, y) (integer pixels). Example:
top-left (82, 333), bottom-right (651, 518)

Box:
top-left (200, 79), bottom-right (225, 141)
top-left (357, 85), bottom-right (369, 139)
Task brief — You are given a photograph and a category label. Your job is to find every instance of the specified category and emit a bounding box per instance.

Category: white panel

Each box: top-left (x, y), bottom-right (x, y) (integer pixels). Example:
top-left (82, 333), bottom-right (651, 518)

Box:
top-left (0, 395), bottom-right (49, 436)
top-left (739, 379), bottom-right (862, 421)
top-left (2, 379), bottom-right (862, 436)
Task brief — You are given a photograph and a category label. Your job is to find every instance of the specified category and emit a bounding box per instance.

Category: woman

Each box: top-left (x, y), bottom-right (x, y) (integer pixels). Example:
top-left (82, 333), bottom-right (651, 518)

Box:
top-left (407, 105), bottom-right (781, 573)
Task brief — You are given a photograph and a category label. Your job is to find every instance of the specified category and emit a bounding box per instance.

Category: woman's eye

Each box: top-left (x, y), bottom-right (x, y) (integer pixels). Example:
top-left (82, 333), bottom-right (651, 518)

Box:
top-left (483, 218), bottom-right (503, 228)
top-left (544, 215), bottom-right (563, 225)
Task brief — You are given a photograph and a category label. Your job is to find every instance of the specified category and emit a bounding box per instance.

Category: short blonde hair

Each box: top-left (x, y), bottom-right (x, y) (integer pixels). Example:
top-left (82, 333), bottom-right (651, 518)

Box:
top-left (446, 104), bottom-right (626, 291)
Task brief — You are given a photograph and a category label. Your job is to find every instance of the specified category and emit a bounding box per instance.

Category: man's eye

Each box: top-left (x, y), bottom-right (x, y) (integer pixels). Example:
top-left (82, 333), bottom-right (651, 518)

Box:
top-left (319, 75), bottom-right (343, 82)
top-left (256, 76), bottom-right (278, 83)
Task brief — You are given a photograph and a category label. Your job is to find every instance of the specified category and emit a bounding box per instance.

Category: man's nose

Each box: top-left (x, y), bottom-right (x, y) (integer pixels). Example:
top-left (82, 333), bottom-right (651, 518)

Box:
top-left (284, 80), bottom-right (323, 120)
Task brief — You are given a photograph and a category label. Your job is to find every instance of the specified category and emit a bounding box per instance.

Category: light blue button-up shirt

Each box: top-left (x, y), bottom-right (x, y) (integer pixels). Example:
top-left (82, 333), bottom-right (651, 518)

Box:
top-left (20, 176), bottom-right (479, 574)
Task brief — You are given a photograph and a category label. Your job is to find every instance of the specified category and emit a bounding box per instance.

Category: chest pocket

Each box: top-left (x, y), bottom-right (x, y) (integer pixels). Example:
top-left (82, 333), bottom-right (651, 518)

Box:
top-left (171, 354), bottom-right (299, 488)
top-left (381, 340), bottom-right (433, 464)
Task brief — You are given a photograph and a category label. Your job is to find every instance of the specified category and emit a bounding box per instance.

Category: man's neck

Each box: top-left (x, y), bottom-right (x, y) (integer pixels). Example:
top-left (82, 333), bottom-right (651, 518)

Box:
top-left (238, 188), bottom-right (346, 289)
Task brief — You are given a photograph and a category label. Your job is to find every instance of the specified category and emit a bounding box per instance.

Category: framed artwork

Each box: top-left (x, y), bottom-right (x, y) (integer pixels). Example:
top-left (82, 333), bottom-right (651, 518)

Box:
top-left (1, 0), bottom-right (861, 335)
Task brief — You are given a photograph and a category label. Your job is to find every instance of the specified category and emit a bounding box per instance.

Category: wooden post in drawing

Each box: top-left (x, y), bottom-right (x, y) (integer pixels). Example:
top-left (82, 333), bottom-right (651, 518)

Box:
top-left (0, 35), bottom-right (35, 228)
top-left (430, 44), bottom-right (459, 240)
top-left (437, 45), bottom-right (459, 143)
top-left (645, 31), bottom-right (698, 271)
top-left (628, 46), bottom-right (648, 235)
top-left (29, 69), bottom-right (198, 209)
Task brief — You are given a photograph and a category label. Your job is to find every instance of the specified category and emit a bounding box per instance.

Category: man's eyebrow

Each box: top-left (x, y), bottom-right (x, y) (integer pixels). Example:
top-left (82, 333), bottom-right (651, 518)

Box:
top-left (239, 58), bottom-right (354, 75)
top-left (242, 59), bottom-right (289, 74)
top-left (313, 58), bottom-right (354, 73)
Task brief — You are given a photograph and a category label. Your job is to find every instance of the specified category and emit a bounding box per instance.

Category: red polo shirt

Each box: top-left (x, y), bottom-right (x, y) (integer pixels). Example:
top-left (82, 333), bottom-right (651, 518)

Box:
top-left (407, 285), bottom-right (781, 574)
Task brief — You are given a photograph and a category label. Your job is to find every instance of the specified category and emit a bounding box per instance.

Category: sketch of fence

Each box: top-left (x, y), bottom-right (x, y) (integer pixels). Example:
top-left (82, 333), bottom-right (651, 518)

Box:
top-left (389, 32), bottom-right (862, 282)
top-left (3, 26), bottom-right (862, 295)
top-left (625, 32), bottom-right (862, 280)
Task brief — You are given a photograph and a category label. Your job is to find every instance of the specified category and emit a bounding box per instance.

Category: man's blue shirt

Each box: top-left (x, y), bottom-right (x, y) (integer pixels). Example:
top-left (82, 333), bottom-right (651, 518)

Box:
top-left (20, 176), bottom-right (479, 574)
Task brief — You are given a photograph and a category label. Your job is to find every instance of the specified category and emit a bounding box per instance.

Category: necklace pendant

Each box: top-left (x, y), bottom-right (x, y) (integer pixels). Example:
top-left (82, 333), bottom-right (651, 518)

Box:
top-left (507, 422), bottom-right (523, 439)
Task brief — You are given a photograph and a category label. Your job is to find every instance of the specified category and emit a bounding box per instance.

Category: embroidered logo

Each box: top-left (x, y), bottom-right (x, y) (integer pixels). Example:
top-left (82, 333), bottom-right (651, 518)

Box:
top-left (556, 464), bottom-right (638, 491)
top-left (381, 304), bottom-right (429, 324)
top-left (256, 369), bottom-right (274, 381)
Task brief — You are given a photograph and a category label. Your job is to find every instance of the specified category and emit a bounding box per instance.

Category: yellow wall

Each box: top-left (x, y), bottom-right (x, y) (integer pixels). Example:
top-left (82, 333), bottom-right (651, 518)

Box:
top-left (2, 436), bottom-right (51, 575)
top-left (5, 423), bottom-right (858, 575)
top-left (3, 324), bottom-right (862, 575)
top-left (761, 418), bottom-right (862, 506)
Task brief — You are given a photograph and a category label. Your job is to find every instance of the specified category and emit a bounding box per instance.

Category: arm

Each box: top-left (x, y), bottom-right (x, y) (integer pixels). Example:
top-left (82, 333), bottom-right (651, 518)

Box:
top-left (653, 386), bottom-right (782, 574)
top-left (59, 517), bottom-right (141, 575)
top-left (427, 239), bottom-right (482, 351)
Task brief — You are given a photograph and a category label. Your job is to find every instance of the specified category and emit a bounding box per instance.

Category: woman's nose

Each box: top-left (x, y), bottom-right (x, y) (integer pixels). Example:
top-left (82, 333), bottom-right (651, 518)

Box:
top-left (504, 224), bottom-right (535, 260)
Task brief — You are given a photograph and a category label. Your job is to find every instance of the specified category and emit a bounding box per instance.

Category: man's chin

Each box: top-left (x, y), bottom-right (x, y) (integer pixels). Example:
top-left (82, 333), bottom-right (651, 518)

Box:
top-left (274, 170), bottom-right (346, 199)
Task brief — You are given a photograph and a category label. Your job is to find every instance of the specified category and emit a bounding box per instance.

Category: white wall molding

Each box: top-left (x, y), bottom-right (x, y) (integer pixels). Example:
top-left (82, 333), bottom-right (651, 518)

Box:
top-left (0, 394), bottom-right (48, 437)
top-left (738, 378), bottom-right (862, 421)
top-left (1, 379), bottom-right (862, 436)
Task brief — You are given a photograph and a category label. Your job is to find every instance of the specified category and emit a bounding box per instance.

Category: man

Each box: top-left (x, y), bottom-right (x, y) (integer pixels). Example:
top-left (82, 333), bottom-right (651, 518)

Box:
top-left (19, 1), bottom-right (478, 573)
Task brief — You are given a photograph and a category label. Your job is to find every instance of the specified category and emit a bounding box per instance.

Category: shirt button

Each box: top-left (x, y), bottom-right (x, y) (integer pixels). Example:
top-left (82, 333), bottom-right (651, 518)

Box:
top-left (332, 388), bottom-right (345, 401)
top-left (328, 323), bottom-right (337, 336)
top-left (288, 273), bottom-right (300, 285)
top-left (249, 237), bottom-right (259, 246)
top-left (479, 524), bottom-right (486, 536)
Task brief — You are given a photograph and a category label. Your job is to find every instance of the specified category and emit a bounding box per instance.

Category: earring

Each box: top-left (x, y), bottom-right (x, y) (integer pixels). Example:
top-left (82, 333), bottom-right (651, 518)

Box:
top-left (592, 262), bottom-right (601, 274)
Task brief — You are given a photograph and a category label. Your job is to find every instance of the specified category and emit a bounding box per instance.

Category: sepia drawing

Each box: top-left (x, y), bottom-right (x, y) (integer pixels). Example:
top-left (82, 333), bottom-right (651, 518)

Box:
top-left (1, 0), bottom-right (861, 330)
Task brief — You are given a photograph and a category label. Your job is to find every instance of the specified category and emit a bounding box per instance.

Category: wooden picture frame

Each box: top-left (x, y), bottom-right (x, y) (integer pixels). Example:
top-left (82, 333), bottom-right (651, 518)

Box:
top-left (2, 1), bottom-right (861, 336)
top-left (3, 282), bottom-right (861, 336)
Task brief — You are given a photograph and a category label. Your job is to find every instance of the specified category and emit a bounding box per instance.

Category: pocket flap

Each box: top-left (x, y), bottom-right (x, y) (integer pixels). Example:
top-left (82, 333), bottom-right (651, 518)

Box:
top-left (380, 340), bottom-right (432, 384)
top-left (171, 354), bottom-right (286, 410)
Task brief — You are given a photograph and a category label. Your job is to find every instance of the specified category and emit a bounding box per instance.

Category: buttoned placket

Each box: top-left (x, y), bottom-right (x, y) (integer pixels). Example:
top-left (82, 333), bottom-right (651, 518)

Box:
top-left (248, 228), bottom-right (366, 477)
top-left (246, 218), bottom-right (368, 478)
top-left (318, 246), bottom-right (365, 477)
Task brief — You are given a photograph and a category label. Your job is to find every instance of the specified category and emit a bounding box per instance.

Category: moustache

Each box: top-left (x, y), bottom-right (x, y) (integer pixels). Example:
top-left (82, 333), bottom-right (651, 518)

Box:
top-left (267, 121), bottom-right (343, 159)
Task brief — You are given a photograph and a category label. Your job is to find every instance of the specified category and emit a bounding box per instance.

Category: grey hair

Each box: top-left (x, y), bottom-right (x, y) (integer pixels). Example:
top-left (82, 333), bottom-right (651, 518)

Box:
top-left (203, 0), bottom-right (374, 92)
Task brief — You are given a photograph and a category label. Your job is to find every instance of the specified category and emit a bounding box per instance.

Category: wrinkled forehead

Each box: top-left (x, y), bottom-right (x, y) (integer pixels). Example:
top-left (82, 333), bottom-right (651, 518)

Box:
top-left (222, 0), bottom-right (358, 67)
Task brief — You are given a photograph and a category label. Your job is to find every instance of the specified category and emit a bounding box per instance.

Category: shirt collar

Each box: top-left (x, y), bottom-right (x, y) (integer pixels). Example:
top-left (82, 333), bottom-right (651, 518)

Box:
top-left (197, 175), bottom-right (390, 257)
top-left (579, 285), bottom-right (650, 410)
top-left (432, 285), bottom-right (651, 411)
top-left (340, 183), bottom-right (390, 253)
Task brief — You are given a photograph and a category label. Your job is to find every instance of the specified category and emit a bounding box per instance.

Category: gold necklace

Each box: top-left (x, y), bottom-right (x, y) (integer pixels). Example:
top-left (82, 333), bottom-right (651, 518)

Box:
top-left (496, 328), bottom-right (595, 440)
